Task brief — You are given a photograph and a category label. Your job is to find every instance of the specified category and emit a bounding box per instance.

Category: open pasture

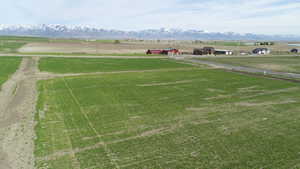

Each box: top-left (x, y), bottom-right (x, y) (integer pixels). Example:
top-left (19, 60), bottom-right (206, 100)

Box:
top-left (0, 36), bottom-right (49, 42)
top-left (0, 41), bottom-right (26, 53)
top-left (0, 56), bottom-right (22, 87)
top-left (35, 58), bottom-right (300, 169)
top-left (38, 58), bottom-right (191, 73)
top-left (18, 39), bottom-right (296, 55)
top-left (0, 36), bottom-right (49, 53)
top-left (200, 56), bottom-right (300, 73)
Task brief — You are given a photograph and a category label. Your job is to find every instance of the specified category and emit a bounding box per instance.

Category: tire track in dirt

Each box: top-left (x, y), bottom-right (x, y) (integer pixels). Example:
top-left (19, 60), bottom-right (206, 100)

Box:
top-left (0, 57), bottom-right (39, 169)
top-left (36, 67), bottom-right (197, 80)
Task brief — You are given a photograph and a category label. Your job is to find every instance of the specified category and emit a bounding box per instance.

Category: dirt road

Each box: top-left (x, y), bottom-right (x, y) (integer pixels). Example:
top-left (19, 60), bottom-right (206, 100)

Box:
top-left (185, 58), bottom-right (300, 80)
top-left (0, 57), bottom-right (39, 169)
top-left (0, 53), bottom-right (168, 59)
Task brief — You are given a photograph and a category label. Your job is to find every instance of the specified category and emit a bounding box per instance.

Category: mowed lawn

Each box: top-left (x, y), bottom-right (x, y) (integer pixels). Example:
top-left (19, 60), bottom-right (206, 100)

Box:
top-left (35, 58), bottom-right (300, 169)
top-left (200, 56), bottom-right (300, 73)
top-left (0, 57), bottom-right (21, 87)
top-left (39, 58), bottom-right (190, 73)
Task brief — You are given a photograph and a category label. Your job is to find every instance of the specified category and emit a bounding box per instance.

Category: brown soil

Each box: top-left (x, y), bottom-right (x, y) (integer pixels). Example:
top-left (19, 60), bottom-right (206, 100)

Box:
top-left (18, 41), bottom-right (294, 55)
top-left (0, 57), bottom-right (39, 169)
top-left (18, 42), bottom-right (194, 54)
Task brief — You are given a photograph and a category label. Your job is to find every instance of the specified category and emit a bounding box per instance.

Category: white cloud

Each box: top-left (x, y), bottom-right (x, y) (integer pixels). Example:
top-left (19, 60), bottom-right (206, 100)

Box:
top-left (0, 0), bottom-right (299, 34)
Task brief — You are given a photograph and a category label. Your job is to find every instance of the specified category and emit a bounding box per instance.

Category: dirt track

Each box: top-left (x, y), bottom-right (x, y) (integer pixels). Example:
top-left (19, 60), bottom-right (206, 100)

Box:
top-left (0, 57), bottom-right (39, 169)
top-left (18, 42), bottom-right (187, 54)
top-left (0, 53), bottom-right (168, 59)
top-left (185, 58), bottom-right (300, 81)
top-left (36, 67), bottom-right (197, 80)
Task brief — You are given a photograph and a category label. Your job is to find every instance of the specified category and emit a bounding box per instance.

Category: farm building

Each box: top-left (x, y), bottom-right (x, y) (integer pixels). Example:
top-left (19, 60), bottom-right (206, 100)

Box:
top-left (214, 49), bottom-right (233, 55)
top-left (146, 48), bottom-right (179, 55)
top-left (202, 47), bottom-right (215, 55)
top-left (193, 47), bottom-right (233, 55)
top-left (193, 47), bottom-right (215, 55)
top-left (291, 48), bottom-right (299, 53)
top-left (255, 42), bottom-right (275, 46)
top-left (193, 48), bottom-right (203, 55)
top-left (253, 48), bottom-right (270, 55)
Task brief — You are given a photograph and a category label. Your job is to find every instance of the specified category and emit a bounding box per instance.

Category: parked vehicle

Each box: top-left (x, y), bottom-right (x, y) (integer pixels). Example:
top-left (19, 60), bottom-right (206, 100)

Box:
top-left (291, 48), bottom-right (299, 53)
top-left (252, 48), bottom-right (270, 55)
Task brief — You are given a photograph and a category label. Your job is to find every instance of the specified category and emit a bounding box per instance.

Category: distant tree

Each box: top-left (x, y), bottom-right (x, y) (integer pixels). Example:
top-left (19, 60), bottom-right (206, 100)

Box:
top-left (114, 40), bottom-right (121, 44)
top-left (194, 40), bottom-right (202, 44)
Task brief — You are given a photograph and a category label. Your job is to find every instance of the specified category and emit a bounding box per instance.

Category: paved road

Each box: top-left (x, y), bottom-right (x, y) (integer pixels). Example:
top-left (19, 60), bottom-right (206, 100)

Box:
top-left (185, 58), bottom-right (300, 80)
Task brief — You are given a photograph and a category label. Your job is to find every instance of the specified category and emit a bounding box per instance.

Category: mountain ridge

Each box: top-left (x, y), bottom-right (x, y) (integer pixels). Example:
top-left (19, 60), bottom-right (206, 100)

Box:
top-left (0, 24), bottom-right (299, 41)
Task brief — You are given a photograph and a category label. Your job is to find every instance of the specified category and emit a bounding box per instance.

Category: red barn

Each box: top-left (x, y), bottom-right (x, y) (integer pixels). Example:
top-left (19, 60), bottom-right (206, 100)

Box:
top-left (146, 48), bottom-right (180, 55)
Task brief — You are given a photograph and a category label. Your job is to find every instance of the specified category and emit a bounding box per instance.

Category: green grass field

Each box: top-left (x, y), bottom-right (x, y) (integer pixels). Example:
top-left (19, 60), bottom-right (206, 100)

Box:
top-left (0, 57), bottom-right (22, 87)
top-left (200, 56), bottom-right (300, 73)
top-left (0, 41), bottom-right (26, 53)
top-left (35, 58), bottom-right (300, 169)
top-left (39, 58), bottom-right (188, 73)
top-left (48, 39), bottom-right (118, 43)
top-left (204, 41), bottom-right (247, 46)
top-left (0, 36), bottom-right (49, 53)
top-left (0, 36), bottom-right (49, 42)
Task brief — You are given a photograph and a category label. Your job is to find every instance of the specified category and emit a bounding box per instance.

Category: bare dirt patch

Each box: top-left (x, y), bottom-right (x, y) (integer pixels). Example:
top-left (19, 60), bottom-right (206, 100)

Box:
top-left (204, 94), bottom-right (232, 100)
top-left (236, 99), bottom-right (297, 107)
top-left (36, 67), bottom-right (196, 80)
top-left (256, 64), bottom-right (290, 72)
top-left (19, 42), bottom-right (194, 54)
top-left (238, 86), bottom-right (260, 92)
top-left (0, 57), bottom-right (39, 169)
top-left (137, 80), bottom-right (194, 87)
top-left (243, 87), bottom-right (300, 99)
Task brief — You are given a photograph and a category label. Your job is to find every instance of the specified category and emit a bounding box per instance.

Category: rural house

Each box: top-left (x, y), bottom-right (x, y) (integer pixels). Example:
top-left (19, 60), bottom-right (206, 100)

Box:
top-left (193, 47), bottom-right (233, 55)
top-left (255, 42), bottom-right (275, 46)
top-left (193, 48), bottom-right (203, 55)
top-left (202, 47), bottom-right (215, 55)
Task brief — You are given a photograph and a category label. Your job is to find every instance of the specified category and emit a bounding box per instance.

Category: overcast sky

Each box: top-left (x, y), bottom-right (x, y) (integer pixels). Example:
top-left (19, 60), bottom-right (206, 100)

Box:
top-left (1, 0), bottom-right (300, 35)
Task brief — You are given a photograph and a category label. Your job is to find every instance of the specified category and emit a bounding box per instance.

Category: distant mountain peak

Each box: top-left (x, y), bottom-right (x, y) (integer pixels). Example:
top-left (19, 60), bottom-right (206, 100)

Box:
top-left (0, 24), bottom-right (299, 41)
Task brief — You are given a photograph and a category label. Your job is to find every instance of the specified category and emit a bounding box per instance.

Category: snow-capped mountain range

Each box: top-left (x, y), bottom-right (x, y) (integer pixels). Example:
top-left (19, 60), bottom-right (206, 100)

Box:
top-left (0, 24), bottom-right (299, 41)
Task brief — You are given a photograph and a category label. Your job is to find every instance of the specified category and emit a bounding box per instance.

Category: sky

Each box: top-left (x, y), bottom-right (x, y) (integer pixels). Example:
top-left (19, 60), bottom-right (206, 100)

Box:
top-left (1, 0), bottom-right (300, 35)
